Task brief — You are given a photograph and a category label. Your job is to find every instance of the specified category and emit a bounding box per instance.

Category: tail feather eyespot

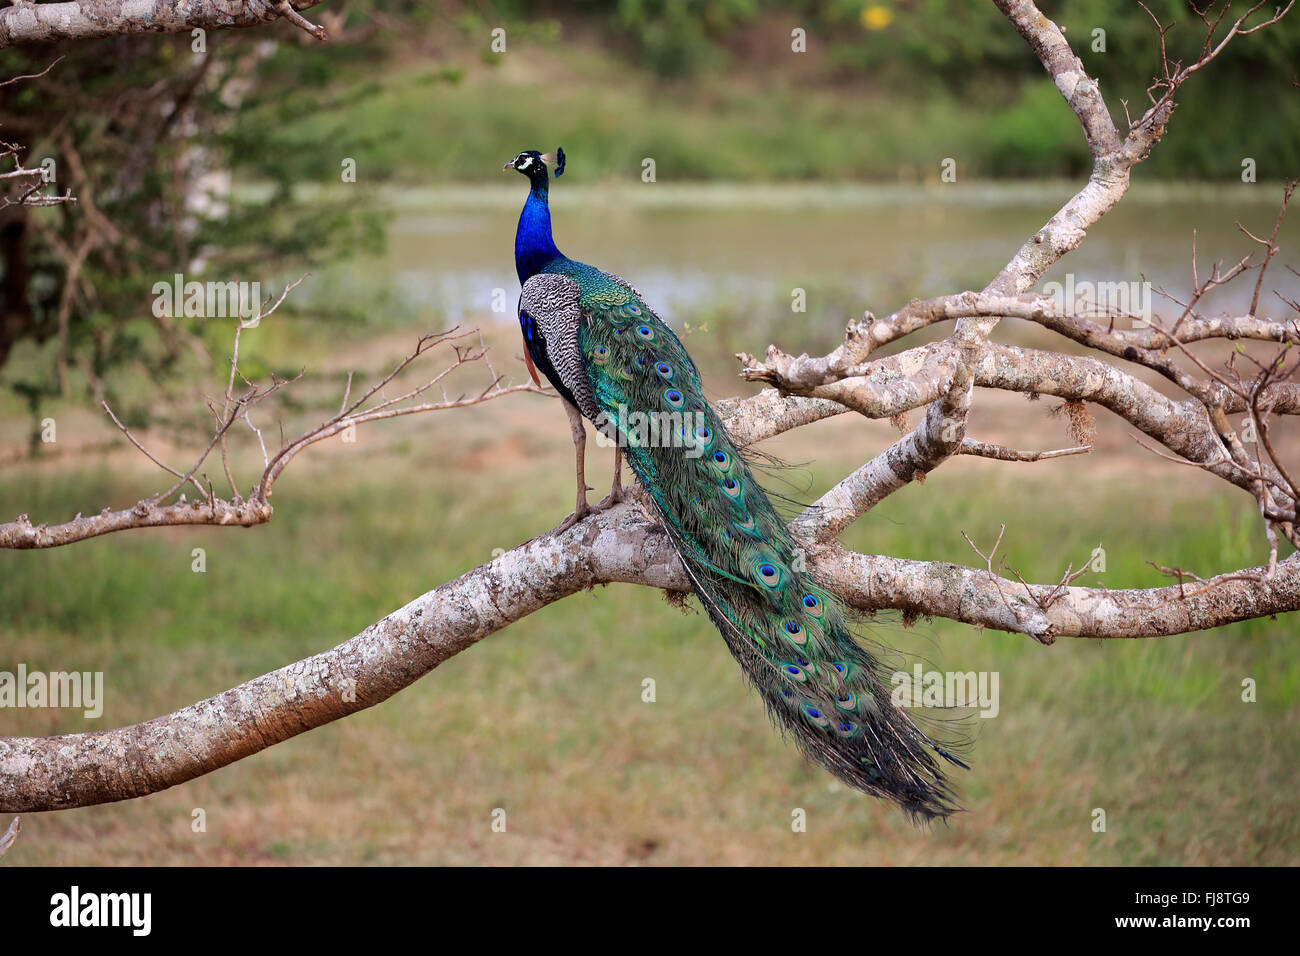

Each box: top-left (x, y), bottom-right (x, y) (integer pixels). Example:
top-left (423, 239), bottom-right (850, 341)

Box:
top-left (793, 654), bottom-right (817, 675)
top-left (834, 720), bottom-right (859, 737)
top-left (802, 704), bottom-right (830, 728)
top-left (753, 559), bottom-right (780, 585)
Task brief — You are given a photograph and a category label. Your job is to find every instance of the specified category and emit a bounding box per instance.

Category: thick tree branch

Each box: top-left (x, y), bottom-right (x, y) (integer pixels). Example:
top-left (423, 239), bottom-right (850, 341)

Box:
top-left (0, 505), bottom-right (685, 812)
top-left (0, 0), bottom-right (329, 49)
top-left (6, 498), bottom-right (1299, 811)
top-left (822, 544), bottom-right (1300, 642)
top-left (799, 365), bottom-right (971, 541)
top-left (738, 341), bottom-right (961, 418)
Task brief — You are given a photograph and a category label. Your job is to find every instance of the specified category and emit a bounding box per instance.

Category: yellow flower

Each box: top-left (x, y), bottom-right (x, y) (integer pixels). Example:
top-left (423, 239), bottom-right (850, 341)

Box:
top-left (861, 5), bottom-right (894, 30)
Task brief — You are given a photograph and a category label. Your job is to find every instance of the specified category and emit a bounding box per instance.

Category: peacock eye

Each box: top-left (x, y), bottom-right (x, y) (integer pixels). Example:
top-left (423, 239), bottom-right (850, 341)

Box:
top-left (784, 621), bottom-right (801, 634)
top-left (802, 594), bottom-right (819, 609)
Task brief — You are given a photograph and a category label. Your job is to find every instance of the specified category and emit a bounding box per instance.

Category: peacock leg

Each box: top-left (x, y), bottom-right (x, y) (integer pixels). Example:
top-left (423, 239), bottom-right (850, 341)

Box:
top-left (556, 399), bottom-right (594, 533)
top-left (593, 444), bottom-right (624, 510)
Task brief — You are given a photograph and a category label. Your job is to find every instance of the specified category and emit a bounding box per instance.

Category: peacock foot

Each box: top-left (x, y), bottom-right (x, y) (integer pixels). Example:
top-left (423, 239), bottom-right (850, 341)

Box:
top-left (593, 483), bottom-right (625, 512)
top-left (556, 483), bottom-right (596, 533)
top-left (555, 504), bottom-right (591, 534)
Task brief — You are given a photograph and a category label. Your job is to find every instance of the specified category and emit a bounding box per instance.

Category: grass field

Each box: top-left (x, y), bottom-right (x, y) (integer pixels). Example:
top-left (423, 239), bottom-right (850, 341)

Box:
top-left (1, 320), bottom-right (1296, 866)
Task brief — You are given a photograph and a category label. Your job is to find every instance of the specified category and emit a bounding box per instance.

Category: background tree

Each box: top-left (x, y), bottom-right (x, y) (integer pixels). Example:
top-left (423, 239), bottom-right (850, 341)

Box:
top-left (0, 2), bottom-right (446, 444)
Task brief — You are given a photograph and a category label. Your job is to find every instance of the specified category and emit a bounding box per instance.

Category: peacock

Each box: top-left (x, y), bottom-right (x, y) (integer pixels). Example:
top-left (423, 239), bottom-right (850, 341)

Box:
top-left (506, 148), bottom-right (967, 821)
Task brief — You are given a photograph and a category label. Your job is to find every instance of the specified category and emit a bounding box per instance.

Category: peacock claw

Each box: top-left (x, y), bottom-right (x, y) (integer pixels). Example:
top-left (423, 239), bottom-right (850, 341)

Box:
top-left (556, 502), bottom-right (592, 534)
top-left (593, 484), bottom-right (625, 511)
top-left (558, 480), bottom-right (623, 532)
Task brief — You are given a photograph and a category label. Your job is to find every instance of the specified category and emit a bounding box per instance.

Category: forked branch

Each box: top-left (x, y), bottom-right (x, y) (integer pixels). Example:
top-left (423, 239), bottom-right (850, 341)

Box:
top-left (0, 280), bottom-right (548, 549)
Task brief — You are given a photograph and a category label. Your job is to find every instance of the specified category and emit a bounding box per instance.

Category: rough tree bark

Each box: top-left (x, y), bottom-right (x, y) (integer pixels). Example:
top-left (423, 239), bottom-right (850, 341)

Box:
top-left (0, 0), bottom-right (329, 49)
top-left (1, 0), bottom-right (1297, 812)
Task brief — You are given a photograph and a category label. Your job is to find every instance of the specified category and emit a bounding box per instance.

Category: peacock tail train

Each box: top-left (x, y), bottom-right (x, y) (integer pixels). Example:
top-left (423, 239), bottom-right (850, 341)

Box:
top-left (509, 149), bottom-right (967, 821)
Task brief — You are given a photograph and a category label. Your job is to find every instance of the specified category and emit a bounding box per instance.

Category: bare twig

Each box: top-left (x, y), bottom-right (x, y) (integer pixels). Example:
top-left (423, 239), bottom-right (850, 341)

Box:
top-left (275, 0), bottom-right (329, 41)
top-left (0, 280), bottom-right (548, 549)
top-left (959, 439), bottom-right (1092, 462)
top-left (0, 816), bottom-right (18, 860)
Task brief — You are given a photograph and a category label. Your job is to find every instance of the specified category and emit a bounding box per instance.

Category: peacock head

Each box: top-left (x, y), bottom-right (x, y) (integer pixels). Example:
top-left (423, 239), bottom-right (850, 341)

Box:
top-left (503, 148), bottom-right (565, 180)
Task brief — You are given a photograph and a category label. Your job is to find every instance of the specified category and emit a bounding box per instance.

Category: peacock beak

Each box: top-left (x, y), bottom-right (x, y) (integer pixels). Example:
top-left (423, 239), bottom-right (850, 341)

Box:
top-left (503, 161), bottom-right (515, 171)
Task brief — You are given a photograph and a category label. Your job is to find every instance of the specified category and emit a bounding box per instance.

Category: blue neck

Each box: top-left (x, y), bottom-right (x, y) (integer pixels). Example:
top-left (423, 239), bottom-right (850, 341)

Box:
top-left (514, 176), bottom-right (562, 284)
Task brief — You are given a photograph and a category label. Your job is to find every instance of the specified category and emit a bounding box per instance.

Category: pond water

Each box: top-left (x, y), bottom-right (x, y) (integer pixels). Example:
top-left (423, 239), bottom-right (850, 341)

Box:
top-left (376, 180), bottom-right (1298, 325)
